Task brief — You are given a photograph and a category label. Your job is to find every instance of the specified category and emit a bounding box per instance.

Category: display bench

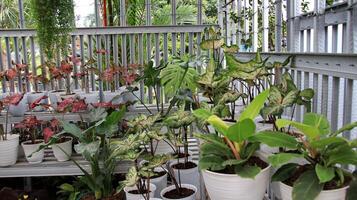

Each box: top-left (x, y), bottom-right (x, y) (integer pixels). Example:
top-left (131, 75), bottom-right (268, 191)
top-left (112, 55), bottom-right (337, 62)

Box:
top-left (0, 104), bottom-right (199, 178)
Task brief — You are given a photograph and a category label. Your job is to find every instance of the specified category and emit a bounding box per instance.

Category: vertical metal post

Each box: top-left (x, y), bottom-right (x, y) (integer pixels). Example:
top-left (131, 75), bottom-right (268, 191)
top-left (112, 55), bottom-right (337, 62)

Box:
top-left (146, 0), bottom-right (151, 25)
top-left (252, 0), bottom-right (258, 51)
top-left (197, 0), bottom-right (202, 24)
top-left (243, 0), bottom-right (250, 41)
top-left (314, 0), bottom-right (326, 52)
top-left (18, 0), bottom-right (25, 28)
top-left (275, 0), bottom-right (282, 52)
top-left (120, 0), bottom-right (126, 26)
top-left (218, 0), bottom-right (224, 30)
top-left (138, 34), bottom-right (144, 101)
top-left (237, 0), bottom-right (242, 48)
top-left (71, 35), bottom-right (79, 89)
top-left (95, 0), bottom-right (101, 27)
top-left (331, 77), bottom-right (340, 131)
top-left (96, 35), bottom-right (103, 101)
top-left (262, 0), bottom-right (269, 52)
top-left (226, 0), bottom-right (231, 46)
top-left (0, 38), bottom-right (6, 93)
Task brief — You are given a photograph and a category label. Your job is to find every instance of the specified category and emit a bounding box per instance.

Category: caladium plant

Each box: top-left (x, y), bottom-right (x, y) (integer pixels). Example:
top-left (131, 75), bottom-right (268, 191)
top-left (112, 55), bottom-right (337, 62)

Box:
top-left (0, 93), bottom-right (24, 140)
top-left (193, 89), bottom-right (270, 178)
top-left (250, 113), bottom-right (357, 200)
top-left (56, 96), bottom-right (88, 113)
top-left (13, 116), bottom-right (43, 144)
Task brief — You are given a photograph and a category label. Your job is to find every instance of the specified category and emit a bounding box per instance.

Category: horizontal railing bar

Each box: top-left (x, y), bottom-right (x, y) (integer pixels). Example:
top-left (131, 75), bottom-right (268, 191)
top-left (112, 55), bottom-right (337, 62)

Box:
top-left (236, 52), bottom-right (357, 80)
top-left (0, 25), bottom-right (215, 37)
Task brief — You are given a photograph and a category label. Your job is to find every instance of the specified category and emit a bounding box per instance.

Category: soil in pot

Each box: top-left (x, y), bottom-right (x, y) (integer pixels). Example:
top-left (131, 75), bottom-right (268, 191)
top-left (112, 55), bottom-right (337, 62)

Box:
top-left (162, 188), bottom-right (195, 199)
top-left (128, 190), bottom-right (152, 195)
top-left (171, 161), bottom-right (197, 170)
top-left (214, 156), bottom-right (268, 174)
top-left (172, 152), bottom-right (190, 159)
top-left (283, 165), bottom-right (351, 190)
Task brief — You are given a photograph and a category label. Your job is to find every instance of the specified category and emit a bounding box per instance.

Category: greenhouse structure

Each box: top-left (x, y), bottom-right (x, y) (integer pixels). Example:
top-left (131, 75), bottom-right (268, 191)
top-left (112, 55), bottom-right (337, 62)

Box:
top-left (0, 0), bottom-right (357, 199)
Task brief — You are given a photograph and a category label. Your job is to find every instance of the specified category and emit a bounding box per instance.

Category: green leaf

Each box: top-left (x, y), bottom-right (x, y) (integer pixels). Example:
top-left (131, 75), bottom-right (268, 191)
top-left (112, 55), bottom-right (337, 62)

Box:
top-left (271, 163), bottom-right (299, 182)
top-left (222, 159), bottom-right (247, 167)
top-left (89, 108), bottom-right (108, 123)
top-left (200, 39), bottom-right (224, 50)
top-left (226, 119), bottom-right (256, 143)
top-left (300, 88), bottom-right (315, 99)
top-left (61, 121), bottom-right (83, 140)
top-left (249, 131), bottom-right (298, 149)
top-left (206, 115), bottom-right (229, 136)
top-left (292, 170), bottom-right (323, 200)
top-left (282, 90), bottom-right (299, 106)
top-left (332, 121), bottom-right (357, 137)
top-left (74, 141), bottom-right (101, 157)
top-left (276, 119), bottom-right (320, 140)
top-left (303, 113), bottom-right (330, 135)
top-left (347, 179), bottom-right (357, 200)
top-left (268, 153), bottom-right (303, 167)
top-left (193, 108), bottom-right (213, 121)
top-left (96, 108), bottom-right (126, 137)
top-left (201, 142), bottom-right (233, 158)
top-left (326, 145), bottom-right (357, 166)
top-left (315, 164), bottom-right (335, 183)
top-left (59, 183), bottom-right (75, 192)
top-left (235, 165), bottom-right (261, 179)
top-left (310, 137), bottom-right (348, 149)
top-left (194, 133), bottom-right (230, 151)
top-left (239, 89), bottom-right (270, 121)
top-left (199, 155), bottom-right (225, 171)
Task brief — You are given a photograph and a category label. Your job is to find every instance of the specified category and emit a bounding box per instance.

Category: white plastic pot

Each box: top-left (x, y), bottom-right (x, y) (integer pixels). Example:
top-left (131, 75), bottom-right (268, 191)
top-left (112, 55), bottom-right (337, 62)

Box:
top-left (103, 91), bottom-right (124, 104)
top-left (144, 168), bottom-right (167, 198)
top-left (201, 163), bottom-right (271, 200)
top-left (9, 94), bottom-right (28, 116)
top-left (79, 93), bottom-right (98, 105)
top-left (21, 140), bottom-right (45, 164)
top-left (169, 160), bottom-right (200, 199)
top-left (52, 137), bottom-right (73, 161)
top-left (124, 183), bottom-right (156, 200)
top-left (0, 134), bottom-right (19, 167)
top-left (49, 90), bottom-right (65, 109)
top-left (276, 181), bottom-right (349, 200)
top-left (160, 184), bottom-right (197, 200)
top-left (27, 92), bottom-right (48, 111)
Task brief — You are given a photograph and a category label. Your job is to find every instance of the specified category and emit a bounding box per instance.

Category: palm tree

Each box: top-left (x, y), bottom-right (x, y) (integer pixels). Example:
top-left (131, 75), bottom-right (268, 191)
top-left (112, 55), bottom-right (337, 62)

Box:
top-left (0, 0), bottom-right (33, 28)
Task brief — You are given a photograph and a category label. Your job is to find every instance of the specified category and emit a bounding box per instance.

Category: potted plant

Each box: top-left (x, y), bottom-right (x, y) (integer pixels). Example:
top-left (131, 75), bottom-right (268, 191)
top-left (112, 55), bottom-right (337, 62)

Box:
top-left (75, 58), bottom-right (99, 105)
top-left (56, 96), bottom-right (88, 113)
top-left (58, 107), bottom-right (127, 199)
top-left (163, 111), bottom-right (200, 196)
top-left (15, 116), bottom-right (45, 163)
top-left (118, 63), bottom-right (141, 105)
top-left (192, 89), bottom-right (271, 200)
top-left (126, 114), bottom-right (170, 197)
top-left (0, 94), bottom-right (24, 166)
top-left (257, 113), bottom-right (357, 200)
top-left (41, 118), bottom-right (73, 161)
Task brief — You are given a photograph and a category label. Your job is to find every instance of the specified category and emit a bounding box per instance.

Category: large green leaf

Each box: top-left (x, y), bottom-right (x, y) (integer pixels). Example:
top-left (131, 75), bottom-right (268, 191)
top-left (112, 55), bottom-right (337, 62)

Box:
top-left (310, 137), bottom-right (348, 149)
top-left (271, 163), bottom-right (299, 182)
top-left (268, 153), bottom-right (303, 167)
top-left (235, 165), bottom-right (261, 179)
top-left (282, 90), bottom-right (299, 106)
top-left (276, 119), bottom-right (320, 140)
top-left (332, 121), bottom-right (357, 137)
top-left (249, 131), bottom-right (298, 149)
top-left (222, 159), bottom-right (247, 167)
top-left (74, 141), bottom-right (101, 157)
top-left (200, 39), bottom-right (224, 50)
top-left (326, 145), bottom-right (357, 166)
top-left (61, 121), bottom-right (84, 140)
top-left (160, 62), bottom-right (198, 97)
top-left (194, 133), bottom-right (230, 151)
top-left (206, 115), bottom-right (229, 136)
top-left (200, 142), bottom-right (233, 158)
top-left (199, 155), bottom-right (225, 171)
top-left (239, 89), bottom-right (270, 121)
top-left (192, 108), bottom-right (212, 121)
top-left (303, 113), bottom-right (330, 135)
top-left (96, 108), bottom-right (126, 137)
top-left (226, 119), bottom-right (256, 143)
top-left (292, 170), bottom-right (323, 200)
top-left (315, 164), bottom-right (335, 183)
top-left (300, 88), bottom-right (315, 100)
top-left (347, 179), bottom-right (357, 200)
top-left (89, 108), bottom-right (108, 123)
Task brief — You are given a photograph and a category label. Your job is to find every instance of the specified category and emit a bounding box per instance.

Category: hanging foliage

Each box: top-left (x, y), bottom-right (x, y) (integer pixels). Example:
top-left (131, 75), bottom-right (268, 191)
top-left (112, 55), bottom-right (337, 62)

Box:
top-left (30, 0), bottom-right (75, 60)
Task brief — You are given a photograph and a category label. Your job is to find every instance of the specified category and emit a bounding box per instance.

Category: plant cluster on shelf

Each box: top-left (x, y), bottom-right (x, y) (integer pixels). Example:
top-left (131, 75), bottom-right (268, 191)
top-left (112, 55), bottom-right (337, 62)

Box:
top-left (0, 27), bottom-right (356, 200)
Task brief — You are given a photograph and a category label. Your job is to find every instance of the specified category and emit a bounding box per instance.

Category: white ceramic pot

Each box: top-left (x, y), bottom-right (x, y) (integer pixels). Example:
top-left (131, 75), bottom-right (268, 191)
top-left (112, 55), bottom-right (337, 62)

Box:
top-left (139, 198), bottom-right (162, 200)
top-left (52, 137), bottom-right (73, 161)
top-left (79, 93), bottom-right (98, 105)
top-left (144, 168), bottom-right (167, 198)
top-left (103, 91), bottom-right (124, 104)
top-left (8, 94), bottom-right (28, 116)
top-left (21, 140), bottom-right (45, 164)
top-left (276, 182), bottom-right (349, 200)
top-left (0, 134), bottom-right (19, 167)
top-left (169, 160), bottom-right (200, 199)
top-left (49, 90), bottom-right (65, 109)
top-left (201, 163), bottom-right (271, 200)
top-left (124, 183), bottom-right (156, 200)
top-left (160, 184), bottom-right (197, 200)
top-left (27, 92), bottom-right (48, 111)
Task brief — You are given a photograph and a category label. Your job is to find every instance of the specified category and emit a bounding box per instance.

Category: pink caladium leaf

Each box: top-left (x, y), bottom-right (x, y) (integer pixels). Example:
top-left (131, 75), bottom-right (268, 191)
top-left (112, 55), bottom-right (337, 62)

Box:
top-left (2, 93), bottom-right (24, 106)
top-left (29, 95), bottom-right (48, 110)
top-left (5, 68), bottom-right (18, 80)
top-left (71, 99), bottom-right (87, 112)
top-left (43, 127), bottom-right (54, 143)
